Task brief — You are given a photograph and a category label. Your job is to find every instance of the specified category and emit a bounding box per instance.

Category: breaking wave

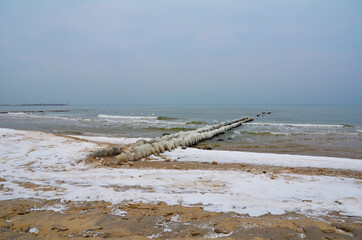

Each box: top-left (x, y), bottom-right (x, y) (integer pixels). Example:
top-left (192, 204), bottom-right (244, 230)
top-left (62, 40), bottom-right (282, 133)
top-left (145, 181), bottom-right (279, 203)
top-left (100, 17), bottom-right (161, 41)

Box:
top-left (146, 127), bottom-right (196, 132)
top-left (186, 121), bottom-right (208, 125)
top-left (97, 114), bottom-right (157, 120)
top-left (2, 112), bottom-right (27, 115)
top-left (245, 122), bottom-right (345, 128)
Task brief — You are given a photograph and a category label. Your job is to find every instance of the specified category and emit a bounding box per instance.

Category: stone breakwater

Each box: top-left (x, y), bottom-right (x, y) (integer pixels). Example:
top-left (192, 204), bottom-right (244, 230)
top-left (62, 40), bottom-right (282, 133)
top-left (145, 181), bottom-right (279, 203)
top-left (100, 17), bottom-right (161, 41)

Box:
top-left (91, 116), bottom-right (253, 164)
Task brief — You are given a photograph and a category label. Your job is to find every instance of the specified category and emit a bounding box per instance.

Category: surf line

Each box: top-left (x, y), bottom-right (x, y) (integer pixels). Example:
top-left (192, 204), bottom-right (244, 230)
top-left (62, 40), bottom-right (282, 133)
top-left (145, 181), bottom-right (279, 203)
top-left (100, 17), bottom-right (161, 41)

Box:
top-left (91, 116), bottom-right (253, 164)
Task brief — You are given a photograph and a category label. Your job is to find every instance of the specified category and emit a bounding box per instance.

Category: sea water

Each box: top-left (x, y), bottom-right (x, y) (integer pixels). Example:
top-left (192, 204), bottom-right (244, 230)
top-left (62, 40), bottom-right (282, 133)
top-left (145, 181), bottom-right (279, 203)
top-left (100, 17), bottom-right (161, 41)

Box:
top-left (0, 104), bottom-right (361, 159)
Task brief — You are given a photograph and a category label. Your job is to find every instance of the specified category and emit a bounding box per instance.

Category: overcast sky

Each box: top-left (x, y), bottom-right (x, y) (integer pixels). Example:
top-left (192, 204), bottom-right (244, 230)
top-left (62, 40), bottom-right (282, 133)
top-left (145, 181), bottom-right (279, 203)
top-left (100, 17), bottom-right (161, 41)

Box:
top-left (0, 0), bottom-right (361, 105)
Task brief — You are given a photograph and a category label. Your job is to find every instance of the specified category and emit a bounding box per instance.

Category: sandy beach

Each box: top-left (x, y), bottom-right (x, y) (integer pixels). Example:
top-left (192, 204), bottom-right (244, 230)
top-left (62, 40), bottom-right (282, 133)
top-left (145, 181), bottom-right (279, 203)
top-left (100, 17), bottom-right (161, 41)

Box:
top-left (0, 128), bottom-right (361, 239)
top-left (1, 0), bottom-right (361, 238)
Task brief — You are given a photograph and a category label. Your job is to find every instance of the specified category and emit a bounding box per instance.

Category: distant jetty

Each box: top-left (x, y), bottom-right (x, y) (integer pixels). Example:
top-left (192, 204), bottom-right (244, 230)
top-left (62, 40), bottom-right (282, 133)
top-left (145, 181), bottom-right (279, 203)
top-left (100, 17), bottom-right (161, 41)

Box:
top-left (0, 104), bottom-right (68, 106)
top-left (0, 109), bottom-right (70, 114)
top-left (0, 103), bottom-right (70, 114)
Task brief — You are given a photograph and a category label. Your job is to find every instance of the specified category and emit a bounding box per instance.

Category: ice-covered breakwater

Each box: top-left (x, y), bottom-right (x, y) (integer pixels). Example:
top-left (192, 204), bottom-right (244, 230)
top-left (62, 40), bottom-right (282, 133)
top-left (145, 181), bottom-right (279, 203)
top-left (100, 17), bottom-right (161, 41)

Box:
top-left (91, 116), bottom-right (253, 164)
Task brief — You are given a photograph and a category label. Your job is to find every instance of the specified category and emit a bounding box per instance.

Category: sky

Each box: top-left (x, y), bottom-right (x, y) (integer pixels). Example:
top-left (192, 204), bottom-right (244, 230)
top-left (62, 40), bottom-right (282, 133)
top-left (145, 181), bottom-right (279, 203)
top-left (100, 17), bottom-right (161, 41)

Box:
top-left (0, 0), bottom-right (361, 105)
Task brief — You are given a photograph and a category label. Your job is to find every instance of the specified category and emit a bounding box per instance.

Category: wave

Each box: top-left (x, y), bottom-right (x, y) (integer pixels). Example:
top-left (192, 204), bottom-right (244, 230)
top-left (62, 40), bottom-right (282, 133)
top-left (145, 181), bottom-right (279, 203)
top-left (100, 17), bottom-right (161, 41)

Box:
top-left (0, 112), bottom-right (74, 121)
top-left (2, 112), bottom-right (27, 115)
top-left (342, 124), bottom-right (354, 128)
top-left (233, 130), bottom-right (289, 137)
top-left (97, 114), bottom-right (157, 120)
top-left (232, 130), bottom-right (360, 137)
top-left (146, 127), bottom-right (196, 132)
top-left (244, 131), bottom-right (287, 136)
top-left (245, 122), bottom-right (344, 128)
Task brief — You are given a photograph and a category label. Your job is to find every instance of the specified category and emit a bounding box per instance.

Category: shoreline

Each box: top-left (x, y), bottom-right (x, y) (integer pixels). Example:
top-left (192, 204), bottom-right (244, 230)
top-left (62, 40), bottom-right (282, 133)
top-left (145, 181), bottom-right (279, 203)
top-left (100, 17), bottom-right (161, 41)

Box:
top-left (0, 127), bottom-right (361, 239)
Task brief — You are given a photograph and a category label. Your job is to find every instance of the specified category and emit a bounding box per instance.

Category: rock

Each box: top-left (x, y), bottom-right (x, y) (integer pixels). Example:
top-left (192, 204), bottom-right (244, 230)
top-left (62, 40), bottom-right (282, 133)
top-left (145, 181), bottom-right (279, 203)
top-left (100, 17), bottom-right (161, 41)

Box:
top-left (163, 211), bottom-right (174, 216)
top-left (0, 219), bottom-right (6, 228)
top-left (181, 146), bottom-right (187, 149)
top-left (204, 144), bottom-right (212, 150)
top-left (51, 224), bottom-right (68, 231)
top-left (216, 139), bottom-right (224, 141)
top-left (257, 113), bottom-right (261, 117)
top-left (98, 232), bottom-right (109, 238)
top-left (89, 225), bottom-right (103, 231)
top-left (333, 224), bottom-right (352, 233)
top-left (322, 228), bottom-right (336, 233)
top-left (214, 228), bottom-right (229, 234)
top-left (211, 161), bottom-right (218, 165)
top-left (189, 229), bottom-right (201, 236)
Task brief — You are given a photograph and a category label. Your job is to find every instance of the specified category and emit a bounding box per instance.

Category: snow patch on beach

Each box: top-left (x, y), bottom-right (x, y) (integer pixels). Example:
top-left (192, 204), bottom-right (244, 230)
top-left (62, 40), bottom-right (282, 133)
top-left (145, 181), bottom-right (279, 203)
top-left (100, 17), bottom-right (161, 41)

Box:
top-left (31, 204), bottom-right (67, 213)
top-left (163, 148), bottom-right (362, 171)
top-left (0, 128), bottom-right (361, 217)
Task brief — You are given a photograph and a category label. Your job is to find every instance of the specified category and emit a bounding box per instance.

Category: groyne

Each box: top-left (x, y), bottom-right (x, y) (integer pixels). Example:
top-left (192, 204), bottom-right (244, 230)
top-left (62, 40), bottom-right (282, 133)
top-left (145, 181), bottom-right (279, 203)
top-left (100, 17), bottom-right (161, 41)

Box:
top-left (0, 110), bottom-right (70, 114)
top-left (91, 116), bottom-right (253, 164)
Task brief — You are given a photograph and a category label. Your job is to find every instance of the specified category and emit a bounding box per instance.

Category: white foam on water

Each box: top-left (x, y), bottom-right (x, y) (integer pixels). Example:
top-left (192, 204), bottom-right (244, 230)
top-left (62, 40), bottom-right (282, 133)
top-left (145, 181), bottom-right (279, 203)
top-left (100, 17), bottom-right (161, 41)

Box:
top-left (3, 112), bottom-right (27, 115)
top-left (245, 122), bottom-right (344, 128)
top-left (98, 114), bottom-right (157, 120)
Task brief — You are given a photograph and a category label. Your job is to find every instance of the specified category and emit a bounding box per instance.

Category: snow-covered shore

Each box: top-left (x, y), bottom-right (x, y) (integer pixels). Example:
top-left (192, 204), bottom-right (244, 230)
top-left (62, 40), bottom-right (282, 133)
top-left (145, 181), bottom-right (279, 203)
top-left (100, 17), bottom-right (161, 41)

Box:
top-left (0, 128), bottom-right (361, 217)
top-left (163, 148), bottom-right (362, 171)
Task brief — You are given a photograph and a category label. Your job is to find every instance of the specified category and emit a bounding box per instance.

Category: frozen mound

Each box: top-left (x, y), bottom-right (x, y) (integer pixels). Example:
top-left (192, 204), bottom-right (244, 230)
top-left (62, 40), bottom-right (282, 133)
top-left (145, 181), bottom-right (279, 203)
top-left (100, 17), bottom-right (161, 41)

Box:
top-left (90, 116), bottom-right (253, 164)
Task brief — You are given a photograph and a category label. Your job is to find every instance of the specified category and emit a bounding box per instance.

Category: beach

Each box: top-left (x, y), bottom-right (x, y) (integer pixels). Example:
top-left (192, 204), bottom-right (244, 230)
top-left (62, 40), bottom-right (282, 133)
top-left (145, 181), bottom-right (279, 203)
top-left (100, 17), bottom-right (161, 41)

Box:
top-left (0, 120), bottom-right (361, 239)
top-left (1, 0), bottom-right (361, 238)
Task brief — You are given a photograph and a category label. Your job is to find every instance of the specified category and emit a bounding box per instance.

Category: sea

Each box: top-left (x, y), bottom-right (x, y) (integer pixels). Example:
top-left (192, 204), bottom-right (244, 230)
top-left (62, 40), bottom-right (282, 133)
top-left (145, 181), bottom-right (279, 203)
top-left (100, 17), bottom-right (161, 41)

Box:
top-left (0, 104), bottom-right (361, 159)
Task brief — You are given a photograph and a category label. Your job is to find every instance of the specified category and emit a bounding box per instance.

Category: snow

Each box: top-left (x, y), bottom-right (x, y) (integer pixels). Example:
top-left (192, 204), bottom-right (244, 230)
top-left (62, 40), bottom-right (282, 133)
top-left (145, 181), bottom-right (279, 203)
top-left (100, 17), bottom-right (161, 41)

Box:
top-left (163, 148), bottom-right (362, 171)
top-left (0, 128), bottom-right (361, 217)
top-left (31, 204), bottom-right (67, 213)
top-left (28, 227), bottom-right (39, 234)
